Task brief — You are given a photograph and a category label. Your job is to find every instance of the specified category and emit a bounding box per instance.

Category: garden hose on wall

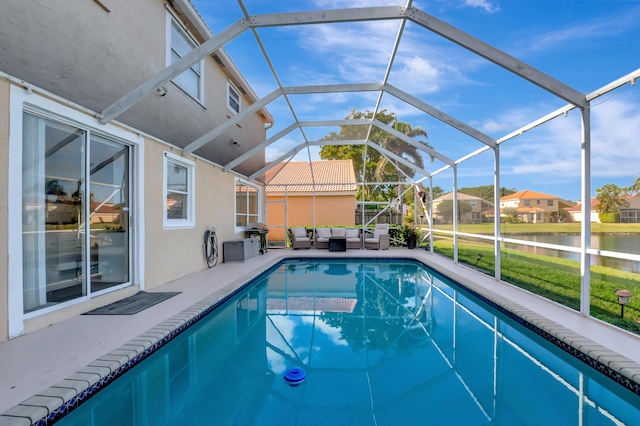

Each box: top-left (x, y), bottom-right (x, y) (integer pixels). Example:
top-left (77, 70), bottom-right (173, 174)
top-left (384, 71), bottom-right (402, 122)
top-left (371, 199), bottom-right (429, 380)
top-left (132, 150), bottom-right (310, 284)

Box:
top-left (203, 227), bottom-right (218, 268)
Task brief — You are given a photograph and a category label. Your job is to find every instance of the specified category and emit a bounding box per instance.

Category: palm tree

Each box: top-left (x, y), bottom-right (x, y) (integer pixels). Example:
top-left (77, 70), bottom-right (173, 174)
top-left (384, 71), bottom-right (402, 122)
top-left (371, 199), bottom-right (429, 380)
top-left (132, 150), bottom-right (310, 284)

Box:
top-left (595, 184), bottom-right (628, 214)
top-left (627, 174), bottom-right (640, 194)
top-left (320, 109), bottom-right (431, 202)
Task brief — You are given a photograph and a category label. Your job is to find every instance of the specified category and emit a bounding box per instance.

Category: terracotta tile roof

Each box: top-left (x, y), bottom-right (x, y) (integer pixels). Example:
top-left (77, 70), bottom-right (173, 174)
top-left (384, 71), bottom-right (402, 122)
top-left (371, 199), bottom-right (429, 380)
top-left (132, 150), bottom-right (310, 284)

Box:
top-left (566, 198), bottom-right (599, 212)
top-left (500, 189), bottom-right (561, 201)
top-left (265, 160), bottom-right (357, 193)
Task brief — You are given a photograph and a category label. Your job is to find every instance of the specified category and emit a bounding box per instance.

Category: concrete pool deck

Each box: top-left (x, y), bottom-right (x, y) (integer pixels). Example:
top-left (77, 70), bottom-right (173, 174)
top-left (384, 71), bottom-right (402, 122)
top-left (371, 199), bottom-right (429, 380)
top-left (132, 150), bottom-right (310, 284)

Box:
top-left (1, 248), bottom-right (639, 424)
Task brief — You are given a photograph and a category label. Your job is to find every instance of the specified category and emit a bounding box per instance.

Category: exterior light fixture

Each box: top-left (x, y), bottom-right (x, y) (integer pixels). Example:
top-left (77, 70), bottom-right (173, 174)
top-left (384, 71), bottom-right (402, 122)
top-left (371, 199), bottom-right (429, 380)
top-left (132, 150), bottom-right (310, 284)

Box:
top-left (614, 289), bottom-right (633, 318)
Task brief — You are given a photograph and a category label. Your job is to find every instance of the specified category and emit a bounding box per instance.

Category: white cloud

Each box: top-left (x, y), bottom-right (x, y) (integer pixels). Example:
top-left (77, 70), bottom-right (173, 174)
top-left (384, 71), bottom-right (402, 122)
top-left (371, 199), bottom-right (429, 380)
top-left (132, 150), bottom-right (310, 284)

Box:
top-left (461, 0), bottom-right (500, 13)
top-left (492, 95), bottom-right (640, 182)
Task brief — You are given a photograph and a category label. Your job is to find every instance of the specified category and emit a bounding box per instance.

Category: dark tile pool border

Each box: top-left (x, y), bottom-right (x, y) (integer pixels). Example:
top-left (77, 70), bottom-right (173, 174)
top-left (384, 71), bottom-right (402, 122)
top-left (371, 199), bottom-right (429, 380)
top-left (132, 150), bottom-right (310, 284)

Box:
top-left (2, 254), bottom-right (639, 425)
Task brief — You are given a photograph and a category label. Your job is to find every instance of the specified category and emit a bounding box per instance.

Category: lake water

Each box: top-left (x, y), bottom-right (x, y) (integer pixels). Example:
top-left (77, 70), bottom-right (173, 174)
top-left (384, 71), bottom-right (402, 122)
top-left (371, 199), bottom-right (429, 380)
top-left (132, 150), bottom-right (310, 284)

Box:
top-left (504, 233), bottom-right (640, 273)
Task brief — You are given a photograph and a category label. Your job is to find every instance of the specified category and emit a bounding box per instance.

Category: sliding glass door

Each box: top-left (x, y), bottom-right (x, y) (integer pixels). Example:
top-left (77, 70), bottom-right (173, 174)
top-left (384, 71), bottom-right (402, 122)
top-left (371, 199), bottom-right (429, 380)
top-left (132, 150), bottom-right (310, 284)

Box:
top-left (89, 135), bottom-right (130, 293)
top-left (22, 112), bottom-right (131, 313)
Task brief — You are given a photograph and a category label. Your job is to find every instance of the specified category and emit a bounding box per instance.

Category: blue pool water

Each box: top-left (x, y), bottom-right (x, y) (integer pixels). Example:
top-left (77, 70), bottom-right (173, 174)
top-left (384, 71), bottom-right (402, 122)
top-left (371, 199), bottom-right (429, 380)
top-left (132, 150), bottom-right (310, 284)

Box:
top-left (58, 259), bottom-right (639, 425)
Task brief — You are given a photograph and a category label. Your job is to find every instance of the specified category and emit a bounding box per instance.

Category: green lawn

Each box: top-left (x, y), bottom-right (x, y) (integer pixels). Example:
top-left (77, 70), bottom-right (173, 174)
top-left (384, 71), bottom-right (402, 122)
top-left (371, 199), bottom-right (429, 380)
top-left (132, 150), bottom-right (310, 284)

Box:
top-left (431, 238), bottom-right (640, 334)
top-left (432, 222), bottom-right (640, 234)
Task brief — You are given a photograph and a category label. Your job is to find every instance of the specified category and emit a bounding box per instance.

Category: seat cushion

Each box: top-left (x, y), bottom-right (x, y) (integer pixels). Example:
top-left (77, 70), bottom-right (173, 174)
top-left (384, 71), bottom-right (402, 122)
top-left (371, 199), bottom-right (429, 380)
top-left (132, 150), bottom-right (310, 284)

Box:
top-left (294, 237), bottom-right (310, 242)
top-left (291, 227), bottom-right (307, 238)
top-left (345, 229), bottom-right (359, 238)
top-left (316, 228), bottom-right (332, 238)
top-left (332, 228), bottom-right (346, 237)
top-left (364, 237), bottom-right (378, 243)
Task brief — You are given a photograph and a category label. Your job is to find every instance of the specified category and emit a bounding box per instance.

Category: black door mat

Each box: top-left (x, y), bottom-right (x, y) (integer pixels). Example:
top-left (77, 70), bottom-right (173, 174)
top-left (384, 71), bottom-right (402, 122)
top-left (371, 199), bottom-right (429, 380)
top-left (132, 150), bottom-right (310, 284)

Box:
top-left (83, 291), bottom-right (181, 315)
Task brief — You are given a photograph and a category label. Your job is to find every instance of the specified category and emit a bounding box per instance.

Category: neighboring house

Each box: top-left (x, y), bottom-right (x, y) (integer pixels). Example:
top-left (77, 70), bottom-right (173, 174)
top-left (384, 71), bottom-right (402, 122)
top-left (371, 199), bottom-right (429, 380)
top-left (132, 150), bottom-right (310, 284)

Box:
top-left (566, 198), bottom-right (600, 223)
top-left (265, 160), bottom-right (357, 242)
top-left (431, 192), bottom-right (494, 224)
top-left (565, 194), bottom-right (640, 223)
top-left (620, 194), bottom-right (640, 223)
top-left (0, 1), bottom-right (273, 341)
top-left (499, 190), bottom-right (573, 223)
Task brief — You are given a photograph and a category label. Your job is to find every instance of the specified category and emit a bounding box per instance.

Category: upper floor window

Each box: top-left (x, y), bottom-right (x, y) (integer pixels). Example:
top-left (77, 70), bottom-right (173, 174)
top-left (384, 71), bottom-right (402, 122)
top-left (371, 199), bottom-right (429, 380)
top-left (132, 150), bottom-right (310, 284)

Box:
top-left (167, 14), bottom-right (203, 102)
top-left (227, 81), bottom-right (241, 114)
top-left (468, 200), bottom-right (477, 208)
top-left (235, 179), bottom-right (260, 231)
top-left (524, 199), bottom-right (531, 207)
top-left (547, 200), bottom-right (554, 207)
top-left (164, 152), bottom-right (195, 229)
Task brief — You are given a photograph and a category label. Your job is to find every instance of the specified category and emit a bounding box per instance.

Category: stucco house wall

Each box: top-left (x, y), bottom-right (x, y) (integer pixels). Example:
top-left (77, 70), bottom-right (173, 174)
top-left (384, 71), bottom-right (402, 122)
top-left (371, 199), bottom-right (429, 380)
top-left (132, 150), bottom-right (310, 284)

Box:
top-left (266, 194), bottom-right (356, 242)
top-left (0, 1), bottom-right (270, 341)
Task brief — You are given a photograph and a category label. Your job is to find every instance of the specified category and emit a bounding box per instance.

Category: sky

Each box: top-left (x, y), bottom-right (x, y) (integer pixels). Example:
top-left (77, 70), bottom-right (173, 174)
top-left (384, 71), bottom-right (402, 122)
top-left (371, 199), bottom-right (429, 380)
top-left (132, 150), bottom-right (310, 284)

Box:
top-left (190, 0), bottom-right (640, 202)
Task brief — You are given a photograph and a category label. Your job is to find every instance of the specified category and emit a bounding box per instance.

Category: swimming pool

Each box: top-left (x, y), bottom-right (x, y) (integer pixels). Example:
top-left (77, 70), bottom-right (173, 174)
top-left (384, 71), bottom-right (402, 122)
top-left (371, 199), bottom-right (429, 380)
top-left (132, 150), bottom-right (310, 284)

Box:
top-left (53, 259), bottom-right (639, 425)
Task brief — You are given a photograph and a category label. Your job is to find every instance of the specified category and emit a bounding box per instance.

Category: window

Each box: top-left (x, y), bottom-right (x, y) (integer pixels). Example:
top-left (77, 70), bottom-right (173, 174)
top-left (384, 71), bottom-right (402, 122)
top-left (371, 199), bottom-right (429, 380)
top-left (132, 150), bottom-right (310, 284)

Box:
top-left (235, 179), bottom-right (260, 230)
top-left (167, 14), bottom-right (203, 102)
top-left (227, 81), bottom-right (241, 114)
top-left (164, 152), bottom-right (195, 228)
top-left (469, 200), bottom-right (477, 208)
top-left (536, 200), bottom-right (540, 204)
top-left (524, 199), bottom-right (531, 207)
top-left (537, 213), bottom-right (542, 221)
top-left (548, 200), bottom-right (554, 207)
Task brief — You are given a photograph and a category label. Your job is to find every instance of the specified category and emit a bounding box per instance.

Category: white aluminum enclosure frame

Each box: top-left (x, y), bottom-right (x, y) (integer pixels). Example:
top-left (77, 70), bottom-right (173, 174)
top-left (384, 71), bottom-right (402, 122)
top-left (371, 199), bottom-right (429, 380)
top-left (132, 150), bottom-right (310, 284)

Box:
top-left (91, 2), bottom-right (640, 319)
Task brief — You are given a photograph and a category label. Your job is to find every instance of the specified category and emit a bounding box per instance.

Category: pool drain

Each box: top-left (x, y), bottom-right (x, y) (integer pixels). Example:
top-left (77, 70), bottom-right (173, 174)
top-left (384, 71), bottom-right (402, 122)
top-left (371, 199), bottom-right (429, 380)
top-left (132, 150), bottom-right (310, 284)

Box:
top-left (284, 368), bottom-right (306, 386)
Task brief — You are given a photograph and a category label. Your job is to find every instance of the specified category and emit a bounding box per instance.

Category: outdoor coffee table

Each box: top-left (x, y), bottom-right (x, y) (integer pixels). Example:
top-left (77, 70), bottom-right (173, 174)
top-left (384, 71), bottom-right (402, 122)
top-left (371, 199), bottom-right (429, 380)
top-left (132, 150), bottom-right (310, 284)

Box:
top-left (328, 236), bottom-right (347, 252)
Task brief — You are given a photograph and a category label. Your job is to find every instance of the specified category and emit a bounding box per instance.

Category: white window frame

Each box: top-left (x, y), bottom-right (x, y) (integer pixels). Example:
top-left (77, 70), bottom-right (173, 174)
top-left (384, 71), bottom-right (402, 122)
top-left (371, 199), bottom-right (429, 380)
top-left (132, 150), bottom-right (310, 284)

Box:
top-left (166, 11), bottom-right (204, 103)
top-left (227, 80), bottom-right (241, 114)
top-left (234, 178), bottom-right (261, 232)
top-left (8, 84), bottom-right (145, 338)
top-left (163, 152), bottom-right (196, 229)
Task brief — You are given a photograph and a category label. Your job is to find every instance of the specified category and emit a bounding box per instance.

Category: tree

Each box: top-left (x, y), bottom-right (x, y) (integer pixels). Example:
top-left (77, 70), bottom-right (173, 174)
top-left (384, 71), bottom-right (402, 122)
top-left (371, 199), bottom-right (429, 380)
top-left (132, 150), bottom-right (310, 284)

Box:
top-left (458, 184), bottom-right (517, 202)
top-left (320, 109), bottom-right (431, 202)
top-left (595, 184), bottom-right (628, 214)
top-left (435, 200), bottom-right (473, 223)
top-left (627, 174), bottom-right (640, 194)
top-left (501, 207), bottom-right (519, 223)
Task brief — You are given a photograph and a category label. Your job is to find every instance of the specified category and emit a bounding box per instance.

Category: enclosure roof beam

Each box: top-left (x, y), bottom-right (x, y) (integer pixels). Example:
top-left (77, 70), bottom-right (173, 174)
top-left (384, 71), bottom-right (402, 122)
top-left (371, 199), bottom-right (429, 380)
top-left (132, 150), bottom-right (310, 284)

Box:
top-left (223, 120), bottom-right (372, 172)
top-left (248, 143), bottom-right (307, 180)
top-left (282, 83), bottom-right (382, 95)
top-left (367, 141), bottom-right (431, 178)
top-left (371, 119), bottom-right (454, 166)
top-left (298, 119), bottom-right (372, 127)
top-left (308, 139), bottom-right (367, 146)
top-left (223, 122), bottom-right (298, 172)
top-left (406, 7), bottom-right (587, 108)
top-left (183, 89), bottom-right (282, 155)
top-left (98, 19), bottom-right (248, 124)
top-left (248, 6), bottom-right (406, 28)
top-left (383, 84), bottom-right (497, 148)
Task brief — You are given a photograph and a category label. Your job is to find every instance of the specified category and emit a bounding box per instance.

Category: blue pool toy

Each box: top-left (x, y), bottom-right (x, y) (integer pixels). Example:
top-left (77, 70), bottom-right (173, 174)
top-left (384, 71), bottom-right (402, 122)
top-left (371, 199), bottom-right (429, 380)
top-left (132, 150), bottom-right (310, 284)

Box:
top-left (284, 368), bottom-right (306, 386)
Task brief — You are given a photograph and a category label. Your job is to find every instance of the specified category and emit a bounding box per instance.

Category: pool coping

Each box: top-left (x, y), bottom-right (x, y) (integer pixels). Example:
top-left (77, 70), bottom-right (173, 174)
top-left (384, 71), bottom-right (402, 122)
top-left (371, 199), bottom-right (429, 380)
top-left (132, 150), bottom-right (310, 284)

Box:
top-left (1, 252), bottom-right (639, 425)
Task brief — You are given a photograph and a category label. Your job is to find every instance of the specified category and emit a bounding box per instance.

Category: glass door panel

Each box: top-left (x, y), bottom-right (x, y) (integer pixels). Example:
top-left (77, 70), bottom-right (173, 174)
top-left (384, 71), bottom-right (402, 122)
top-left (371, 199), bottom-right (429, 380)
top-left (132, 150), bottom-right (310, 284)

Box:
top-left (22, 113), bottom-right (87, 312)
top-left (89, 136), bottom-right (130, 292)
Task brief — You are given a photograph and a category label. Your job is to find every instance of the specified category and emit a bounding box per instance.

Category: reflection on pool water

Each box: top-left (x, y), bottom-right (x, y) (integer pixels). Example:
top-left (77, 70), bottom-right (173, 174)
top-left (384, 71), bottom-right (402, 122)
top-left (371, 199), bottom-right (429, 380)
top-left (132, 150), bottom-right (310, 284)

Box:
top-left (58, 259), bottom-right (639, 425)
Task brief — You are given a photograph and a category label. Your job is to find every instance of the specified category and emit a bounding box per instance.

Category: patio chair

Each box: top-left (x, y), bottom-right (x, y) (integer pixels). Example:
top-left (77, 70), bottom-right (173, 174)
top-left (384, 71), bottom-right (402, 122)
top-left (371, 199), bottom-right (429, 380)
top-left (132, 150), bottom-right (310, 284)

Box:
top-left (365, 223), bottom-right (390, 250)
top-left (290, 227), bottom-right (311, 249)
top-left (314, 228), bottom-right (332, 249)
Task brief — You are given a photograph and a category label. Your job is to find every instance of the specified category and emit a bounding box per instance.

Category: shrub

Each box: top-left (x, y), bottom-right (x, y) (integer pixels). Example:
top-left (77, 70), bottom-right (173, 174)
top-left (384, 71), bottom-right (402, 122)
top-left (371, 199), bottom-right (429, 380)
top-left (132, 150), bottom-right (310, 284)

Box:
top-left (599, 212), bottom-right (620, 223)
